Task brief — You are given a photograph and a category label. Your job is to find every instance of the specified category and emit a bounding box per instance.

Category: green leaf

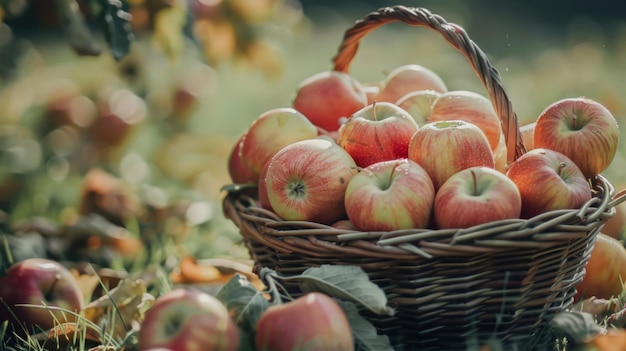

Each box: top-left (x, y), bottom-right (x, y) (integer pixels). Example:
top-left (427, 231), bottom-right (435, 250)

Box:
top-left (550, 310), bottom-right (606, 345)
top-left (286, 265), bottom-right (394, 316)
top-left (236, 329), bottom-right (257, 351)
top-left (337, 300), bottom-right (395, 351)
top-left (216, 273), bottom-right (270, 334)
top-left (99, 0), bottom-right (134, 61)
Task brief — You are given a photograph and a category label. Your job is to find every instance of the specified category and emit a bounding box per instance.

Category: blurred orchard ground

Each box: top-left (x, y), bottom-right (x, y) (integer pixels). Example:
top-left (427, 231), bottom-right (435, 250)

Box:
top-left (1, 0), bottom-right (626, 274)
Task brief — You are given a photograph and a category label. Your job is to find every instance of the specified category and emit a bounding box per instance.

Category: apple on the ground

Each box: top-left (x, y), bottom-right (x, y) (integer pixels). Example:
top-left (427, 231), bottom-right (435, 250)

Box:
top-left (0, 258), bottom-right (85, 334)
top-left (574, 233), bottom-right (626, 301)
top-left (337, 102), bottom-right (419, 168)
top-left (292, 70), bottom-right (368, 132)
top-left (408, 120), bottom-right (495, 190)
top-left (255, 292), bottom-right (353, 351)
top-left (434, 166), bottom-right (522, 229)
top-left (533, 97), bottom-right (619, 179)
top-left (265, 137), bottom-right (358, 225)
top-left (505, 148), bottom-right (592, 219)
top-left (344, 158), bottom-right (435, 231)
top-left (137, 288), bottom-right (239, 351)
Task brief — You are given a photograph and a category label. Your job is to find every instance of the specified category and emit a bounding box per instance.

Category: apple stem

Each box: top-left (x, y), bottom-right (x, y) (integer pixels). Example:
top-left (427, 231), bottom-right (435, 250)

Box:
top-left (372, 101), bottom-right (378, 121)
top-left (471, 170), bottom-right (479, 196)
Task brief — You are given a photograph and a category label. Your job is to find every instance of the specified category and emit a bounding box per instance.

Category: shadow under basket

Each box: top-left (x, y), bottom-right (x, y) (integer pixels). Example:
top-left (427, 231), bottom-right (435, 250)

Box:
top-left (223, 5), bottom-right (625, 351)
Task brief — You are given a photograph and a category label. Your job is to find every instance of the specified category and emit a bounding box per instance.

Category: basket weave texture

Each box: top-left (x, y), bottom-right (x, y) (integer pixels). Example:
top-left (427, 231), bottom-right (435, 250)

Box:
top-left (223, 5), bottom-right (625, 351)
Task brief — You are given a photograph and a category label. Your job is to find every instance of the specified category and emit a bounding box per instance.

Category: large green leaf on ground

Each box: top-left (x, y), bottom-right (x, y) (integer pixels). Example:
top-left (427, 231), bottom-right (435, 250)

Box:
top-left (285, 265), bottom-right (395, 316)
top-left (216, 273), bottom-right (270, 334)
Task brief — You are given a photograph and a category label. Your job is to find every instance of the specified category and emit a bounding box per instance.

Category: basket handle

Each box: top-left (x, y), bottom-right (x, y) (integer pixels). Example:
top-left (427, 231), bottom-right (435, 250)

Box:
top-left (332, 5), bottom-right (527, 165)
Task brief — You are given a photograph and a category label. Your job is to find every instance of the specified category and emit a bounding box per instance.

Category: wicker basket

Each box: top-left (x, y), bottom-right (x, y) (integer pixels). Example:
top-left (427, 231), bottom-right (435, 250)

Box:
top-left (222, 5), bottom-right (625, 351)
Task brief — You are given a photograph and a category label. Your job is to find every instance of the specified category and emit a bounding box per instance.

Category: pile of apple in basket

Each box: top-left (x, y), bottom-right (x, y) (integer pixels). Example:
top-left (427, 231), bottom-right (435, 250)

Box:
top-left (228, 64), bottom-right (619, 232)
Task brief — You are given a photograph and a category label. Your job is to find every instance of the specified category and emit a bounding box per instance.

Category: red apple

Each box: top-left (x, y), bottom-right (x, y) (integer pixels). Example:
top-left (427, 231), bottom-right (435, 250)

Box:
top-left (493, 136), bottom-right (508, 173)
top-left (292, 70), bottom-right (368, 132)
top-left (265, 137), bottom-right (358, 225)
top-left (89, 89), bottom-right (147, 148)
top-left (376, 64), bottom-right (447, 103)
top-left (408, 120), bottom-right (495, 190)
top-left (138, 288), bottom-right (239, 351)
top-left (227, 132), bottom-right (257, 184)
top-left (344, 158), bottom-right (435, 231)
top-left (434, 166), bottom-right (522, 229)
top-left (602, 199), bottom-right (626, 240)
top-left (240, 107), bottom-right (318, 178)
top-left (429, 90), bottom-right (502, 152)
top-left (331, 219), bottom-right (357, 230)
top-left (395, 89), bottom-right (441, 126)
top-left (520, 121), bottom-right (536, 151)
top-left (255, 292), bottom-right (353, 351)
top-left (533, 97), bottom-right (620, 179)
top-left (43, 94), bottom-right (97, 132)
top-left (257, 158), bottom-right (273, 210)
top-left (574, 233), bottom-right (626, 301)
top-left (505, 148), bottom-right (592, 219)
top-left (362, 82), bottom-right (382, 104)
top-left (337, 102), bottom-right (419, 168)
top-left (0, 258), bottom-right (85, 333)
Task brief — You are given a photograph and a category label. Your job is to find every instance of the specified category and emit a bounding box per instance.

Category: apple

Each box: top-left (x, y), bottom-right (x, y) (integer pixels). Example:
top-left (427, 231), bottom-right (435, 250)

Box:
top-left (429, 90), bottom-right (502, 152)
top-left (520, 121), bottom-right (536, 151)
top-left (602, 199), bottom-right (626, 240)
top-left (362, 82), bottom-right (382, 104)
top-left (240, 107), bottom-right (318, 178)
top-left (43, 94), bottom-right (97, 133)
top-left (505, 148), bottom-right (592, 219)
top-left (256, 159), bottom-right (273, 210)
top-left (292, 70), bottom-right (368, 132)
top-left (574, 233), bottom-right (626, 301)
top-left (376, 64), bottom-right (447, 103)
top-left (434, 166), bottom-right (522, 229)
top-left (407, 120), bottom-right (495, 190)
top-left (395, 89), bottom-right (441, 126)
top-left (255, 292), bottom-right (353, 351)
top-left (331, 219), bottom-right (357, 230)
top-left (344, 158), bottom-right (435, 231)
top-left (0, 258), bottom-right (85, 334)
top-left (533, 97), bottom-right (620, 179)
top-left (265, 137), bottom-right (358, 225)
top-left (89, 89), bottom-right (147, 148)
top-left (138, 288), bottom-right (239, 351)
top-left (493, 136), bottom-right (508, 173)
top-left (337, 102), bottom-right (419, 168)
top-left (227, 132), bottom-right (257, 184)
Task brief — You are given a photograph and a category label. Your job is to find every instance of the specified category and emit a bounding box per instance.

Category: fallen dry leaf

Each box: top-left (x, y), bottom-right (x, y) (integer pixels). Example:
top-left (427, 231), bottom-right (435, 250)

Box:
top-left (170, 256), bottom-right (264, 290)
top-left (83, 278), bottom-right (155, 340)
top-left (30, 322), bottom-right (102, 351)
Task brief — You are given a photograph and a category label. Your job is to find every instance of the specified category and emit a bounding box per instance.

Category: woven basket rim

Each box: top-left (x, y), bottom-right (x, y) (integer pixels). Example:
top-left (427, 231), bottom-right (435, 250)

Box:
top-left (223, 175), bottom-right (622, 260)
